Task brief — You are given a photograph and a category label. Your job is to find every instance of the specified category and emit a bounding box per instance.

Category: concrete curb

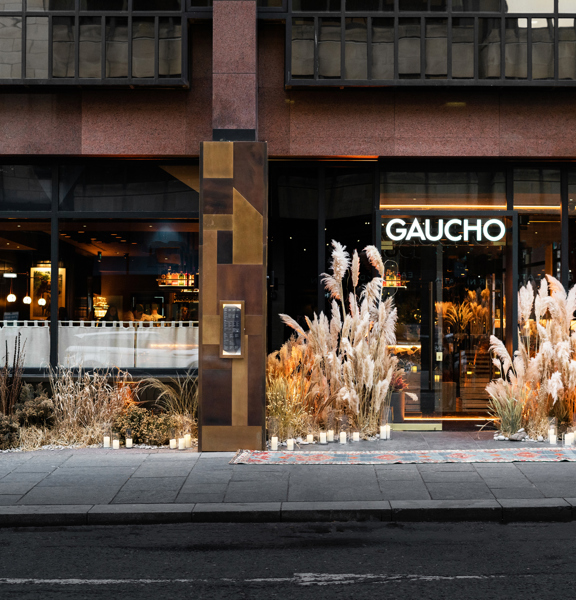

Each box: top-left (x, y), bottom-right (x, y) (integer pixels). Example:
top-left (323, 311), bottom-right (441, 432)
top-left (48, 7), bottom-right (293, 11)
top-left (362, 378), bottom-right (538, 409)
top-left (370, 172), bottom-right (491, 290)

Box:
top-left (0, 499), bottom-right (575, 527)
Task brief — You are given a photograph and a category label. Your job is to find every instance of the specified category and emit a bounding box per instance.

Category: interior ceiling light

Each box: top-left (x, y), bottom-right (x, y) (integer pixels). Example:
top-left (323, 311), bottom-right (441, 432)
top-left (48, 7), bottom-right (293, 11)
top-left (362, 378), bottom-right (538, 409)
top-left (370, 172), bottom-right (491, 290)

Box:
top-left (38, 298), bottom-right (46, 306)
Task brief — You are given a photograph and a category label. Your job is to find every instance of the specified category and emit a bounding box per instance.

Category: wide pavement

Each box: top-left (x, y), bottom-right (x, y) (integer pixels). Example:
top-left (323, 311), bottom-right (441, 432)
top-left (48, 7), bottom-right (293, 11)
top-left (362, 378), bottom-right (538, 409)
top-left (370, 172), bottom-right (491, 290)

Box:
top-left (1, 431), bottom-right (575, 526)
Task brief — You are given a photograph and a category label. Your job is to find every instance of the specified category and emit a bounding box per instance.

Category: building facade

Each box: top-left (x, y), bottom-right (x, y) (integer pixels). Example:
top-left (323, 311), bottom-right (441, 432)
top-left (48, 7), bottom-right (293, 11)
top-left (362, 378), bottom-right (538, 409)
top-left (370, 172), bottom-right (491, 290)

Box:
top-left (0, 0), bottom-right (575, 449)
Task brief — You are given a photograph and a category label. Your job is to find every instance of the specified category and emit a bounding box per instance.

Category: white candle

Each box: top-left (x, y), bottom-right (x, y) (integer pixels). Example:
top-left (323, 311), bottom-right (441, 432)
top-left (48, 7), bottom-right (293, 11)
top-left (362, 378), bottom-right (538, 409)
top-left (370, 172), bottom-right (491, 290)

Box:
top-left (112, 439), bottom-right (120, 450)
top-left (169, 438), bottom-right (177, 449)
top-left (352, 431), bottom-right (360, 442)
top-left (184, 434), bottom-right (192, 448)
top-left (340, 432), bottom-right (347, 444)
top-left (565, 432), bottom-right (575, 445)
top-left (327, 430), bottom-right (334, 442)
top-left (126, 438), bottom-right (133, 449)
top-left (287, 438), bottom-right (294, 451)
top-left (178, 438), bottom-right (185, 450)
top-left (307, 434), bottom-right (314, 443)
top-left (387, 424), bottom-right (391, 439)
top-left (103, 436), bottom-right (111, 448)
top-left (319, 432), bottom-right (327, 444)
top-left (379, 425), bottom-right (386, 439)
top-left (271, 436), bottom-right (278, 451)
top-left (549, 432), bottom-right (557, 445)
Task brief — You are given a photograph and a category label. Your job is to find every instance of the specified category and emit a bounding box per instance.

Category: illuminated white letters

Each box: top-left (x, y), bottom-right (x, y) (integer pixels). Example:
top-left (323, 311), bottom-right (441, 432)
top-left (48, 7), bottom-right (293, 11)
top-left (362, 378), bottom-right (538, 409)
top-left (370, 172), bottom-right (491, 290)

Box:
top-left (483, 218), bottom-right (507, 242)
top-left (383, 217), bottom-right (506, 243)
top-left (445, 219), bottom-right (463, 242)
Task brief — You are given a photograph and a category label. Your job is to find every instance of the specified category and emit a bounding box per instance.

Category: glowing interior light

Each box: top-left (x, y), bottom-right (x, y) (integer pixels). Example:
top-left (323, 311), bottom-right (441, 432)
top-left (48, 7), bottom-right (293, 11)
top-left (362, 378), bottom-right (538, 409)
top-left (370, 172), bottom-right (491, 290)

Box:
top-left (7, 293), bottom-right (16, 303)
top-left (38, 298), bottom-right (46, 306)
top-left (23, 296), bottom-right (31, 305)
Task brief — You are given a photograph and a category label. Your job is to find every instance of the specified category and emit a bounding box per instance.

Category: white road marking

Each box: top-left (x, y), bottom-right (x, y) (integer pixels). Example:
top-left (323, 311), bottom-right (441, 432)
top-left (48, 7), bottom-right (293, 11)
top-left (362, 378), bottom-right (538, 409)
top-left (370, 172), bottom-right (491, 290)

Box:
top-left (0, 573), bottom-right (509, 586)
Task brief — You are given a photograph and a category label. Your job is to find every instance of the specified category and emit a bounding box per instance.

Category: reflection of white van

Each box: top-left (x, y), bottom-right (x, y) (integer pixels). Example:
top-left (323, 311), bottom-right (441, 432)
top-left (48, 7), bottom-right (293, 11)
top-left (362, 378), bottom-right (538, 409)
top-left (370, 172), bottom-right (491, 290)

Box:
top-left (59, 324), bottom-right (199, 369)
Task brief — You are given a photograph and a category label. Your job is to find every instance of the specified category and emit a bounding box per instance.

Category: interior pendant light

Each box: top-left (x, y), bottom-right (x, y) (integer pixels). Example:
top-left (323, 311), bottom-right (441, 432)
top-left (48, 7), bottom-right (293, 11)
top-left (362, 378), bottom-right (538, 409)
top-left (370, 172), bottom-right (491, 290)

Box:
top-left (38, 297), bottom-right (46, 306)
top-left (7, 278), bottom-right (15, 303)
top-left (23, 273), bottom-right (31, 304)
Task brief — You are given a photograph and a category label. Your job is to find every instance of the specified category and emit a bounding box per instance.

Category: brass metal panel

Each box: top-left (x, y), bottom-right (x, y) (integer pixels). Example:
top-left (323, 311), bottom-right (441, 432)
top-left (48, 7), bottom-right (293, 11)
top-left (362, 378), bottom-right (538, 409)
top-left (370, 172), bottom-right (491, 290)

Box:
top-left (204, 215), bottom-right (233, 231)
top-left (202, 315), bottom-right (221, 345)
top-left (233, 188), bottom-right (264, 265)
top-left (245, 315), bottom-right (264, 336)
top-left (203, 142), bottom-right (234, 179)
top-left (203, 344), bottom-right (232, 370)
top-left (160, 165), bottom-right (200, 192)
top-left (231, 335), bottom-right (249, 426)
top-left (202, 230), bottom-right (218, 316)
top-left (201, 426), bottom-right (263, 451)
top-left (247, 334), bottom-right (266, 426)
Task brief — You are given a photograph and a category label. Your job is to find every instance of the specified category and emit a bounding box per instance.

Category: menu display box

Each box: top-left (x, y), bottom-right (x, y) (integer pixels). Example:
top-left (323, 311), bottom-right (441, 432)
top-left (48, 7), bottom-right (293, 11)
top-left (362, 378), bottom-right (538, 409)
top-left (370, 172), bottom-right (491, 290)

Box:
top-left (220, 301), bottom-right (245, 358)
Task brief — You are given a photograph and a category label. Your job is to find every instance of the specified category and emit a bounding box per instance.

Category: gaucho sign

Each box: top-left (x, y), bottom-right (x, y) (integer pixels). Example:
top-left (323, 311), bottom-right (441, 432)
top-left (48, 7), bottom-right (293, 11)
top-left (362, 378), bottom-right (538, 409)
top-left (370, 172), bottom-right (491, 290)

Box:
top-left (384, 218), bottom-right (506, 243)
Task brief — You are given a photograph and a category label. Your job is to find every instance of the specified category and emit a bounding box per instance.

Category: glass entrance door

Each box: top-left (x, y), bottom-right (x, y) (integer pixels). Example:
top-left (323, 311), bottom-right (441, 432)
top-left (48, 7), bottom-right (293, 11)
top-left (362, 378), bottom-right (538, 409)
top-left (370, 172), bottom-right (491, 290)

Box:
top-left (380, 214), bottom-right (513, 419)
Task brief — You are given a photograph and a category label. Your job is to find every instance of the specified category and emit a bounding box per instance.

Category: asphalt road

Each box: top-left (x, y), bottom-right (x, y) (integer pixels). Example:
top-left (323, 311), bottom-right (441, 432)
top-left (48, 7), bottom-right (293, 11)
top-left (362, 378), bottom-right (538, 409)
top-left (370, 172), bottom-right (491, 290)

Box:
top-left (1, 521), bottom-right (575, 599)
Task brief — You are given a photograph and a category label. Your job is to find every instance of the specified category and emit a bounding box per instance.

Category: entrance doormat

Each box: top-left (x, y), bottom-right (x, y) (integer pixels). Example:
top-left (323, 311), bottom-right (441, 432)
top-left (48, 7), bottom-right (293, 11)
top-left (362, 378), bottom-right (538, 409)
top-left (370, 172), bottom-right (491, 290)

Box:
top-left (231, 448), bottom-right (576, 465)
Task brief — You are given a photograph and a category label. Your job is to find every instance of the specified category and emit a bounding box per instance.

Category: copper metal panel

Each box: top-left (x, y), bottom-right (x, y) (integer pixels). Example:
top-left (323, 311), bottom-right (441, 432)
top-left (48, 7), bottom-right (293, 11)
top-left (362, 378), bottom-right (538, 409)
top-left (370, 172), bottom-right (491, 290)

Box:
top-left (202, 314), bottom-right (220, 345)
top-left (201, 426), bottom-right (263, 451)
top-left (201, 230), bottom-right (218, 316)
top-left (233, 142), bottom-right (266, 215)
top-left (217, 264), bottom-right (263, 315)
top-left (201, 369), bottom-right (233, 426)
top-left (245, 314), bottom-right (264, 336)
top-left (247, 334), bottom-right (266, 427)
top-left (233, 188), bottom-right (264, 265)
top-left (204, 215), bottom-right (233, 230)
top-left (231, 335), bottom-right (249, 426)
top-left (202, 344), bottom-right (232, 371)
top-left (202, 178), bottom-right (234, 214)
top-left (203, 142), bottom-right (234, 179)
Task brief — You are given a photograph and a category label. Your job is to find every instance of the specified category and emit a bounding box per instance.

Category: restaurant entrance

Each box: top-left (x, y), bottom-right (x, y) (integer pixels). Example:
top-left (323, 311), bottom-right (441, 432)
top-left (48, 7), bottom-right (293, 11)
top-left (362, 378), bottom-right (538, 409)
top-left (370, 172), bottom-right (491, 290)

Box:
top-left (380, 212), bottom-right (517, 421)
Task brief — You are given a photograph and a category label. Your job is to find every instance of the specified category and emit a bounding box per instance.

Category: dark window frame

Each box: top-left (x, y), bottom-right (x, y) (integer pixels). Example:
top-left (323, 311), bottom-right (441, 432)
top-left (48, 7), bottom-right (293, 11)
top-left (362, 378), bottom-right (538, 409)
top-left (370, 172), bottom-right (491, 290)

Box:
top-left (285, 0), bottom-right (576, 86)
top-left (0, 0), bottom-right (189, 86)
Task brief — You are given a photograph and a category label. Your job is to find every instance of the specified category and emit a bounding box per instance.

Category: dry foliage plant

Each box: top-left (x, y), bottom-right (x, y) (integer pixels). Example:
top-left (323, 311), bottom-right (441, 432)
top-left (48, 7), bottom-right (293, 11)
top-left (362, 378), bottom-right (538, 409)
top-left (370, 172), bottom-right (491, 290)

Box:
top-left (0, 334), bottom-right (25, 416)
top-left (274, 240), bottom-right (410, 438)
top-left (137, 371), bottom-right (199, 438)
top-left (47, 366), bottom-right (133, 446)
top-left (487, 275), bottom-right (576, 439)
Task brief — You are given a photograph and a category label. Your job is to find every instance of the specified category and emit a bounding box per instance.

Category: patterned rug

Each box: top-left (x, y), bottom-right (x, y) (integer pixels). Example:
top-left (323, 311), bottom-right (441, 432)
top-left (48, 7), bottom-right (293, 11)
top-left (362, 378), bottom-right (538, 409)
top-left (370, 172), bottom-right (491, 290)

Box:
top-left (231, 447), bottom-right (576, 465)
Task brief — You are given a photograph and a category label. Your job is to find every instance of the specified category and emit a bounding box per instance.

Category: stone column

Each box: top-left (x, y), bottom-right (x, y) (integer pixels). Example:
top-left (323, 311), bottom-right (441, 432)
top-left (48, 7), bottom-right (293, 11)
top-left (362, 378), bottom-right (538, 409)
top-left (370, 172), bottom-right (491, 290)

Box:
top-left (212, 0), bottom-right (258, 142)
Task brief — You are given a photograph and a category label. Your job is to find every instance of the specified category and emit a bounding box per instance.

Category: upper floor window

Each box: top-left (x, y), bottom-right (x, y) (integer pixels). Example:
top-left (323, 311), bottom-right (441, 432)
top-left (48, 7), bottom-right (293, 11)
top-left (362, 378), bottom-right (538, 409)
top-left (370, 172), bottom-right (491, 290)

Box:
top-left (0, 0), bottom-right (187, 86)
top-left (288, 0), bottom-right (576, 86)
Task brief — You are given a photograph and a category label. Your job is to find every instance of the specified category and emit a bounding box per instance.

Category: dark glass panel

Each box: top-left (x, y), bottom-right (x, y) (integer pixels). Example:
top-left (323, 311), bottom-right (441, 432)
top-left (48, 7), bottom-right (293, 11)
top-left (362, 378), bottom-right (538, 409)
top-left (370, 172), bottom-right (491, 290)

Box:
top-left (106, 16), bottom-right (128, 77)
top-left (80, 0), bottom-right (128, 9)
top-left (291, 17), bottom-right (314, 78)
top-left (257, 0), bottom-right (283, 6)
top-left (0, 165), bottom-right (52, 210)
top-left (371, 17), bottom-right (394, 79)
top-left (425, 18), bottom-right (447, 78)
top-left (452, 17), bottom-right (474, 77)
top-left (159, 17), bottom-right (181, 78)
top-left (479, 17), bottom-right (500, 78)
top-left (79, 16), bottom-right (102, 78)
top-left (505, 18), bottom-right (527, 79)
top-left (26, 16), bottom-right (48, 78)
top-left (532, 18), bottom-right (553, 79)
top-left (514, 169), bottom-right (560, 213)
top-left (398, 17), bottom-right (421, 78)
top-left (559, 18), bottom-right (576, 80)
top-left (346, 0), bottom-right (393, 10)
top-left (293, 0), bottom-right (341, 11)
top-left (380, 170), bottom-right (506, 209)
top-left (132, 16), bottom-right (154, 78)
top-left (318, 17), bottom-right (341, 78)
top-left (345, 17), bottom-right (367, 79)
top-left (133, 0), bottom-right (181, 9)
top-left (452, 0), bottom-right (500, 9)
top-left (58, 219), bottom-right (199, 369)
top-left (399, 0), bottom-right (447, 11)
top-left (0, 16), bottom-right (21, 80)
top-left (59, 163), bottom-right (199, 213)
top-left (52, 16), bottom-right (75, 77)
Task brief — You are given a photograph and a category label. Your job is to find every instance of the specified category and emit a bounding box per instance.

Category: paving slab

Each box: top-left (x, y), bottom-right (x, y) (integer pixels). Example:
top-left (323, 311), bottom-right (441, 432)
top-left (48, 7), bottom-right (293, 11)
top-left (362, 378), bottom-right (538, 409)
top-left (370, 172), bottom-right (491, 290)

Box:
top-left (425, 482), bottom-right (495, 500)
top-left (499, 498), bottom-right (572, 522)
top-left (281, 501), bottom-right (391, 522)
top-left (88, 504), bottom-right (195, 525)
top-left (18, 486), bottom-right (120, 505)
top-left (192, 502), bottom-right (281, 522)
top-left (390, 500), bottom-right (502, 522)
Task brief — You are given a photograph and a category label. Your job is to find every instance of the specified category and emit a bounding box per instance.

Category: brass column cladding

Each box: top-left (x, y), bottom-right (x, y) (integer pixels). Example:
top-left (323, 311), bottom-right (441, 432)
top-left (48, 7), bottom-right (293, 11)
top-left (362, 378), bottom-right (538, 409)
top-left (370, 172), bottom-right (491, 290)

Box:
top-left (233, 188), bottom-right (264, 265)
top-left (231, 336), bottom-right (249, 426)
top-left (199, 141), bottom-right (267, 452)
top-left (203, 142), bottom-right (234, 179)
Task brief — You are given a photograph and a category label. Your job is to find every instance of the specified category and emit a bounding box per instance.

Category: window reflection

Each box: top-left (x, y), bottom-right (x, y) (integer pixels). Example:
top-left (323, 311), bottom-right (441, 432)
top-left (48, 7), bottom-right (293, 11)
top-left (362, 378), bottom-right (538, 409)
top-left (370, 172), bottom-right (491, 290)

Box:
top-left (452, 18), bottom-right (474, 78)
top-left (371, 17), bottom-right (394, 79)
top-left (0, 17), bottom-right (21, 79)
top-left (159, 17), bottom-right (181, 78)
top-left (398, 17), bottom-right (421, 78)
top-left (79, 17), bottom-right (102, 78)
top-left (425, 18), bottom-right (447, 79)
top-left (0, 1), bottom-right (21, 9)
top-left (319, 17), bottom-right (341, 78)
top-left (453, 0), bottom-right (500, 9)
top-left (532, 18), bottom-right (554, 79)
top-left (291, 18), bottom-right (314, 78)
top-left (345, 17), bottom-right (367, 79)
top-left (26, 17), bottom-right (48, 78)
top-left (514, 169), bottom-right (561, 213)
top-left (0, 165), bottom-right (52, 211)
top-left (106, 17), bottom-right (128, 78)
top-left (132, 17), bottom-right (155, 78)
top-left (559, 18), bottom-right (576, 80)
top-left (505, 18), bottom-right (527, 79)
top-left (52, 16), bottom-right (75, 78)
top-left (505, 0), bottom-right (554, 13)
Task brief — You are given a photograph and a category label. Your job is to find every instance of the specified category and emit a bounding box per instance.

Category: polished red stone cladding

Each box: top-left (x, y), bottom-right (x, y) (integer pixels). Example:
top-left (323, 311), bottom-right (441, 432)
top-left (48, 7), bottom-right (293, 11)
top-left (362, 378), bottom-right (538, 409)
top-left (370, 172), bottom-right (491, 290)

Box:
top-left (2, 22), bottom-right (576, 159)
top-left (212, 0), bottom-right (257, 132)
